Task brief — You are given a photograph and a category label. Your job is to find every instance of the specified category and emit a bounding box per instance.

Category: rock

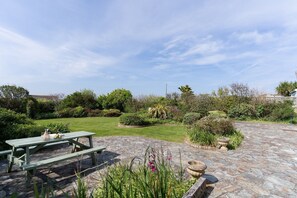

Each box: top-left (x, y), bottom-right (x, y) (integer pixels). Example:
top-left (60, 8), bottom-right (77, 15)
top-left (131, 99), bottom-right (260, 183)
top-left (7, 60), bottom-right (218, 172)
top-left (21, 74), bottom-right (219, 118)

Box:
top-left (0, 190), bottom-right (6, 198)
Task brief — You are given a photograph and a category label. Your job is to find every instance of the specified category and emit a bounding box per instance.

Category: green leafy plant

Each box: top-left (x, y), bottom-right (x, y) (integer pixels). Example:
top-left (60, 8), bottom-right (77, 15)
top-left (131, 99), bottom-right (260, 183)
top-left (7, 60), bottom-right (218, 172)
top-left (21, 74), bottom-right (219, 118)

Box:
top-left (183, 112), bottom-right (201, 125)
top-left (148, 104), bottom-right (168, 119)
top-left (44, 122), bottom-right (69, 133)
top-left (227, 130), bottom-right (244, 150)
top-left (228, 103), bottom-right (256, 120)
top-left (195, 116), bottom-right (235, 136)
top-left (119, 113), bottom-right (149, 126)
top-left (102, 109), bottom-right (122, 117)
top-left (94, 147), bottom-right (194, 198)
top-left (0, 108), bottom-right (43, 150)
top-left (187, 129), bottom-right (216, 146)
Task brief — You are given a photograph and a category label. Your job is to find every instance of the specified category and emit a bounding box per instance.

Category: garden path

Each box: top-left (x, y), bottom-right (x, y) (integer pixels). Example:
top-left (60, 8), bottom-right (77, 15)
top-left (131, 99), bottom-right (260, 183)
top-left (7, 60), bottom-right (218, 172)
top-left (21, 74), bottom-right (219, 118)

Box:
top-left (0, 122), bottom-right (296, 197)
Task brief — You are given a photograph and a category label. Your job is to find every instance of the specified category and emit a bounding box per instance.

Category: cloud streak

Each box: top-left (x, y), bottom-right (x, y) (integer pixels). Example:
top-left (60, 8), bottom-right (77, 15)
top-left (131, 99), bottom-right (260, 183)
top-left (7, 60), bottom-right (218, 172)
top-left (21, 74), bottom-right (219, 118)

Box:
top-left (0, 0), bottom-right (297, 95)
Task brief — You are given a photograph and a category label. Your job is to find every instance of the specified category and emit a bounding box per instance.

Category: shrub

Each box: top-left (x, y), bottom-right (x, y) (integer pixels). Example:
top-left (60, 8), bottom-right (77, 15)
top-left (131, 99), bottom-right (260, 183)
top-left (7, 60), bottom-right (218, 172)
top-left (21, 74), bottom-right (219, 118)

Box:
top-left (167, 106), bottom-right (184, 122)
top-left (269, 101), bottom-right (295, 121)
top-left (44, 123), bottom-right (69, 133)
top-left (227, 130), bottom-right (244, 150)
top-left (188, 94), bottom-right (214, 117)
top-left (35, 112), bottom-right (58, 120)
top-left (187, 129), bottom-right (216, 146)
top-left (208, 110), bottom-right (227, 118)
top-left (0, 108), bottom-right (43, 150)
top-left (56, 107), bottom-right (72, 118)
top-left (183, 112), bottom-right (201, 125)
top-left (102, 109), bottom-right (122, 117)
top-left (37, 100), bottom-right (56, 113)
top-left (72, 106), bottom-right (87, 117)
top-left (194, 116), bottom-right (235, 136)
top-left (228, 103), bottom-right (256, 120)
top-left (86, 109), bottom-right (102, 117)
top-left (119, 113), bottom-right (149, 126)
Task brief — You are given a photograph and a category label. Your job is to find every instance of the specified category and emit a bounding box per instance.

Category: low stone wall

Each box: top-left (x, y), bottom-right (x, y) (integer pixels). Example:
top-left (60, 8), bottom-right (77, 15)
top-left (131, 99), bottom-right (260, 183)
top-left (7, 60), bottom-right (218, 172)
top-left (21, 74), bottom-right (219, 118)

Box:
top-left (182, 177), bottom-right (207, 198)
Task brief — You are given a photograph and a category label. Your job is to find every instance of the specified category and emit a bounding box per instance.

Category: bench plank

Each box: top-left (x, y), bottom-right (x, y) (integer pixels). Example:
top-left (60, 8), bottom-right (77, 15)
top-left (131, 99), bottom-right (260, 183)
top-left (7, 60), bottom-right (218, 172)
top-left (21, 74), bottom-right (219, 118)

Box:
top-left (21, 146), bottom-right (105, 170)
top-left (0, 141), bottom-right (69, 157)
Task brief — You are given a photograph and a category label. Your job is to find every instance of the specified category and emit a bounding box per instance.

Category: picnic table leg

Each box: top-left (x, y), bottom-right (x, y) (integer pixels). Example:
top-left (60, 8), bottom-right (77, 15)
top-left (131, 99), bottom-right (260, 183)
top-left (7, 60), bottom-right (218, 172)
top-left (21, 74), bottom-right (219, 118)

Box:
top-left (7, 147), bottom-right (16, 173)
top-left (72, 138), bottom-right (79, 152)
top-left (25, 146), bottom-right (30, 165)
top-left (88, 136), bottom-right (97, 165)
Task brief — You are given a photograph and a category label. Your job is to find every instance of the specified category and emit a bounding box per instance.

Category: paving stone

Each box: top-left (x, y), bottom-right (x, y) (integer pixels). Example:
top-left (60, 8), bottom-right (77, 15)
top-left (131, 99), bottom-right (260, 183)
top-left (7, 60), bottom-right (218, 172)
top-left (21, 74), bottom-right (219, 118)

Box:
top-left (0, 191), bottom-right (6, 198)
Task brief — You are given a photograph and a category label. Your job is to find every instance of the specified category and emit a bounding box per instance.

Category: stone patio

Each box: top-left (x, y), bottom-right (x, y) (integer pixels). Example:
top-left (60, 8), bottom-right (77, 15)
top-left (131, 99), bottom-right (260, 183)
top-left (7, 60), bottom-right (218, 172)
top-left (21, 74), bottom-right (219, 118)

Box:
top-left (0, 122), bottom-right (296, 197)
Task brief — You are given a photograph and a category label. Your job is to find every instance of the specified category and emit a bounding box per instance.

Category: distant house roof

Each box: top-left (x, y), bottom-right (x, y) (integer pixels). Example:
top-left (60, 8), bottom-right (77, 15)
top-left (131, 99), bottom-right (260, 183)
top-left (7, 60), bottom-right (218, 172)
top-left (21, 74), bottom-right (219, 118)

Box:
top-left (30, 95), bottom-right (59, 101)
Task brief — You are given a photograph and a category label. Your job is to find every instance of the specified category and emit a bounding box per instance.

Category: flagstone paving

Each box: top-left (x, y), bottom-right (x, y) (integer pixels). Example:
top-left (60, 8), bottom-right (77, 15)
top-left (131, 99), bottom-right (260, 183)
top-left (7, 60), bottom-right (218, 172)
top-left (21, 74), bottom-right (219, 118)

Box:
top-left (0, 122), bottom-right (296, 197)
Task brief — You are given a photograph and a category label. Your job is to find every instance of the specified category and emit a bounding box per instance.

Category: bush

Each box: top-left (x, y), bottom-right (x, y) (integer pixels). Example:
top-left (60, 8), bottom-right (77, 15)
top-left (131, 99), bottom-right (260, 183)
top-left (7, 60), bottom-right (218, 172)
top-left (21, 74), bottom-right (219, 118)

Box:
top-left (208, 110), bottom-right (227, 118)
top-left (187, 129), bottom-right (216, 146)
top-left (56, 107), bottom-right (72, 118)
top-left (227, 130), bottom-right (244, 150)
top-left (44, 123), bottom-right (70, 133)
top-left (167, 106), bottom-right (184, 122)
top-left (228, 103), bottom-right (256, 120)
top-left (86, 109), bottom-right (102, 117)
top-left (56, 106), bottom-right (87, 118)
top-left (188, 94), bottom-right (214, 117)
top-left (269, 101), bottom-right (295, 121)
top-left (0, 108), bottom-right (43, 150)
top-left (194, 116), bottom-right (235, 136)
top-left (119, 113), bottom-right (149, 126)
top-left (183, 112), bottom-right (201, 125)
top-left (35, 112), bottom-right (58, 120)
top-left (72, 106), bottom-right (87, 117)
top-left (102, 109), bottom-right (122, 117)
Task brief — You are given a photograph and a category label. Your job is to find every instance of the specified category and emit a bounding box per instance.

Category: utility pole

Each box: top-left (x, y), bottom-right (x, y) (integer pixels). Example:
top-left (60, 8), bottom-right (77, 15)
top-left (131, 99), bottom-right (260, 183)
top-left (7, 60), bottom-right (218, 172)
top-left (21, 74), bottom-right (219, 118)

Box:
top-left (165, 83), bottom-right (168, 98)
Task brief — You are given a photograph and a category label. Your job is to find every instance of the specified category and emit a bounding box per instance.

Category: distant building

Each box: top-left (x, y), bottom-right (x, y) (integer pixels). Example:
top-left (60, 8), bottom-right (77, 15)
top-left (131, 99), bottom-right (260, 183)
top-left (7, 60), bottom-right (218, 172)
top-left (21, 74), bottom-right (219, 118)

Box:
top-left (264, 93), bottom-right (296, 107)
top-left (290, 89), bottom-right (297, 97)
top-left (30, 95), bottom-right (60, 101)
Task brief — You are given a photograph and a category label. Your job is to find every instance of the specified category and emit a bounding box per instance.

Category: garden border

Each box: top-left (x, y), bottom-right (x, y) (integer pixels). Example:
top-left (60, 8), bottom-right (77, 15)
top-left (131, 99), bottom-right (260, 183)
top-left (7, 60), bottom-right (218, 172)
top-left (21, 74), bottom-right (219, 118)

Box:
top-left (184, 138), bottom-right (217, 151)
top-left (182, 177), bottom-right (207, 198)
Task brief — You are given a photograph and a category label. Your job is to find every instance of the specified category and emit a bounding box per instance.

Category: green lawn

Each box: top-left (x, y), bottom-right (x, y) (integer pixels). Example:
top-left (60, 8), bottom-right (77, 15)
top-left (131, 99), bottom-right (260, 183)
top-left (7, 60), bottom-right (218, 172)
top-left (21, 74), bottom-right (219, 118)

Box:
top-left (35, 117), bottom-right (186, 143)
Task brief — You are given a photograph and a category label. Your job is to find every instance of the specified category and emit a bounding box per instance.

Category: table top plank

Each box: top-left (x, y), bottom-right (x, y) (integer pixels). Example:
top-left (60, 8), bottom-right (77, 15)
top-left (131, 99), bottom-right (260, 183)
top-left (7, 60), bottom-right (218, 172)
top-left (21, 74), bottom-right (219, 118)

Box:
top-left (5, 131), bottom-right (95, 148)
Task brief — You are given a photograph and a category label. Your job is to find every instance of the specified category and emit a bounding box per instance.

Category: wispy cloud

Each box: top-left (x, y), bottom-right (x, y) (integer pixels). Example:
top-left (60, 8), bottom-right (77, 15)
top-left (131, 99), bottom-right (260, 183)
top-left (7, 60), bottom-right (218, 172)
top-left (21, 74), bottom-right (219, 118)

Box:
top-left (1, 0), bottom-right (297, 95)
top-left (233, 31), bottom-right (275, 44)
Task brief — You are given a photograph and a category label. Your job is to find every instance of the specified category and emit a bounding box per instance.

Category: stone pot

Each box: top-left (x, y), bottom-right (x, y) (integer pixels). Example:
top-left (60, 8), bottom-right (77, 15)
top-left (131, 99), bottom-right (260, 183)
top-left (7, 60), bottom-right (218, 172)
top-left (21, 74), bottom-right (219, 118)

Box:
top-left (217, 137), bottom-right (230, 151)
top-left (186, 160), bottom-right (207, 179)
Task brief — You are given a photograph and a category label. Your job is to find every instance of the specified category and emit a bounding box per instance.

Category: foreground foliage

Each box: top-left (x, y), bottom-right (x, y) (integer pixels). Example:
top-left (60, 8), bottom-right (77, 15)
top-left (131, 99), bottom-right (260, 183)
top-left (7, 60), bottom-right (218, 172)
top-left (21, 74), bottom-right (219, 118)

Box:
top-left (95, 147), bottom-right (194, 198)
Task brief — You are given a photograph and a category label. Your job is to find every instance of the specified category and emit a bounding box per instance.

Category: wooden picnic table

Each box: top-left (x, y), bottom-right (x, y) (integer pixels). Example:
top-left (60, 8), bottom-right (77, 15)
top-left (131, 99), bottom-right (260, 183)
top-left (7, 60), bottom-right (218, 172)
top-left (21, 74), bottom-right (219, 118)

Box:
top-left (5, 131), bottom-right (104, 178)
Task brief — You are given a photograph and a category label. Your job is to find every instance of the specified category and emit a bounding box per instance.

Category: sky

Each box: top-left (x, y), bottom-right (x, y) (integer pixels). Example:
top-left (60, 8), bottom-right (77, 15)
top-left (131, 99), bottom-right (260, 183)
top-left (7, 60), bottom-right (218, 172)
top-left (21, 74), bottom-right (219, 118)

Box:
top-left (0, 0), bottom-right (297, 97)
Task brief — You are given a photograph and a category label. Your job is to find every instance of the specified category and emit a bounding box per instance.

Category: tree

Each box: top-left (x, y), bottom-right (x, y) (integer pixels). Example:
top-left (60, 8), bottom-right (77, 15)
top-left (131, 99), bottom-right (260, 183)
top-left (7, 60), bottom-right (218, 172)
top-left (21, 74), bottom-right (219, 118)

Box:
top-left (0, 85), bottom-right (29, 99)
top-left (0, 85), bottom-right (29, 113)
top-left (102, 89), bottom-right (132, 111)
top-left (60, 89), bottom-right (97, 109)
top-left (276, 81), bottom-right (297, 96)
top-left (178, 85), bottom-right (193, 95)
top-left (178, 85), bottom-right (195, 112)
top-left (229, 83), bottom-right (254, 104)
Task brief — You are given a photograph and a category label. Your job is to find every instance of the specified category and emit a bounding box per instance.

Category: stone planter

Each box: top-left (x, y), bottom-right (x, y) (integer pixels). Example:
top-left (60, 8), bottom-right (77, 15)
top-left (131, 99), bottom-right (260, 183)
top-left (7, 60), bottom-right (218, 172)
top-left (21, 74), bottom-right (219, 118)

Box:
top-left (186, 160), bottom-right (207, 179)
top-left (217, 137), bottom-right (230, 151)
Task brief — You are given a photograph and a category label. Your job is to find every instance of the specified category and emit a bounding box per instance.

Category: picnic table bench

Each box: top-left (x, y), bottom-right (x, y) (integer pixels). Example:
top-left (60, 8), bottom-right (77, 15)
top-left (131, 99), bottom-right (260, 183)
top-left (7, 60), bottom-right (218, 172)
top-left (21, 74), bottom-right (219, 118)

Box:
top-left (4, 131), bottom-right (105, 182)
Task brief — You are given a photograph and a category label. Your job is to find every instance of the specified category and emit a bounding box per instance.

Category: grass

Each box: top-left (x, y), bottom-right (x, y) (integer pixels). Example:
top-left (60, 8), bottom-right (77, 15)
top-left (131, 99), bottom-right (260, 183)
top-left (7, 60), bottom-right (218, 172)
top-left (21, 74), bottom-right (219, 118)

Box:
top-left (35, 117), bottom-right (186, 143)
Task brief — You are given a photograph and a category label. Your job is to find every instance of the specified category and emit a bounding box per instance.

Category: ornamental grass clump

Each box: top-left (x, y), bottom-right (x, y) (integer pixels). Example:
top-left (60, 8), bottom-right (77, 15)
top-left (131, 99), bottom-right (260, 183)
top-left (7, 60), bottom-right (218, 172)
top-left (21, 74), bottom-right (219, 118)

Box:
top-left (94, 147), bottom-right (194, 198)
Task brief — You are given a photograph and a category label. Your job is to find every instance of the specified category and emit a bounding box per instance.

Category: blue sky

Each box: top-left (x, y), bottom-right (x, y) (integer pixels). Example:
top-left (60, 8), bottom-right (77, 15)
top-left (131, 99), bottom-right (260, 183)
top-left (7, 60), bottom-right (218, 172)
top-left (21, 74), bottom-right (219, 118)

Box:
top-left (0, 0), bottom-right (297, 96)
